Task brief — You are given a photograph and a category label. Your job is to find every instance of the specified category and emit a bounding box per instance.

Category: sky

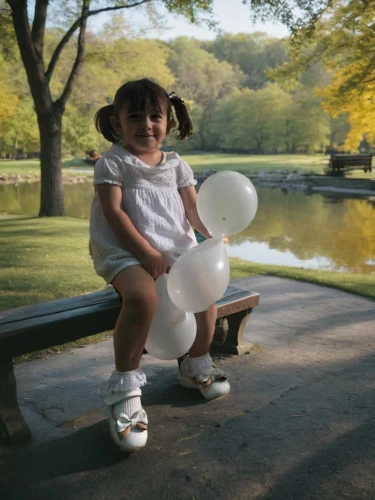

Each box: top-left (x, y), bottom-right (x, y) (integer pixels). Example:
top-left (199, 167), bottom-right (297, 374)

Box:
top-left (89, 0), bottom-right (290, 40)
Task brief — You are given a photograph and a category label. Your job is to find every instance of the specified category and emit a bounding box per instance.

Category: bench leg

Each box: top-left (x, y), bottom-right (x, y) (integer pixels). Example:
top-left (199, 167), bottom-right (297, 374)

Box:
top-left (0, 357), bottom-right (31, 444)
top-left (213, 308), bottom-right (254, 355)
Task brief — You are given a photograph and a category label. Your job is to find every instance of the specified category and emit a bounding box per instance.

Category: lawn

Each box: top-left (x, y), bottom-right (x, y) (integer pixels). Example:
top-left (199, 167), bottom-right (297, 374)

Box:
top-left (1, 216), bottom-right (373, 361)
top-left (184, 153), bottom-right (328, 175)
top-left (2, 153), bottom-right (374, 179)
top-left (0, 157), bottom-right (92, 177)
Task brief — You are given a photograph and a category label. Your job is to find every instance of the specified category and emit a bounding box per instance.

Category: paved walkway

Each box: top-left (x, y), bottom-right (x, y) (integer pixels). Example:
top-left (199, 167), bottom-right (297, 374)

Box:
top-left (1, 276), bottom-right (374, 500)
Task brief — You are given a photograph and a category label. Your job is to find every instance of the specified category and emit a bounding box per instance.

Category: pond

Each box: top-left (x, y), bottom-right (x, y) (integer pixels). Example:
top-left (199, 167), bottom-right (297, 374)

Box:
top-left (1, 182), bottom-right (374, 274)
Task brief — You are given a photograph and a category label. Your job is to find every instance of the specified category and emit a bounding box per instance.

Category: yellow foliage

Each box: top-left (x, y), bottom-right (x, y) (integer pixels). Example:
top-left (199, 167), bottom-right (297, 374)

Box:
top-left (318, 62), bottom-right (375, 151)
top-left (0, 81), bottom-right (18, 119)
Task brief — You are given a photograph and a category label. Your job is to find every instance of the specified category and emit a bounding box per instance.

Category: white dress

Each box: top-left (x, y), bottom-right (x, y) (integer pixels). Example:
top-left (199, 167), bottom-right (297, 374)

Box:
top-left (89, 143), bottom-right (198, 283)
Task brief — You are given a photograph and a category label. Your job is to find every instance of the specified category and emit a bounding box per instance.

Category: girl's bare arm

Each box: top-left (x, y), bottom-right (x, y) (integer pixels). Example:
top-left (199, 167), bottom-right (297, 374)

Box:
top-left (179, 185), bottom-right (211, 238)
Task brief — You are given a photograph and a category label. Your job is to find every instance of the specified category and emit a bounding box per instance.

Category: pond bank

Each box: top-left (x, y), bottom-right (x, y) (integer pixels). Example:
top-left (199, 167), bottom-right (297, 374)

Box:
top-left (196, 170), bottom-right (375, 197)
top-left (2, 169), bottom-right (375, 197)
top-left (0, 173), bottom-right (91, 184)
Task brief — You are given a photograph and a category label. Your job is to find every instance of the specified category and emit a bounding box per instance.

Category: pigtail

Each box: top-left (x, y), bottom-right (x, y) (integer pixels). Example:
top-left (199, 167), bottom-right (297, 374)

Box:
top-left (94, 104), bottom-right (118, 143)
top-left (168, 93), bottom-right (193, 140)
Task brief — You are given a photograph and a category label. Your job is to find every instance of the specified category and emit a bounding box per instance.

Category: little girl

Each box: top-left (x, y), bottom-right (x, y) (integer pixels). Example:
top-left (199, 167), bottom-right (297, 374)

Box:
top-left (90, 78), bottom-right (230, 452)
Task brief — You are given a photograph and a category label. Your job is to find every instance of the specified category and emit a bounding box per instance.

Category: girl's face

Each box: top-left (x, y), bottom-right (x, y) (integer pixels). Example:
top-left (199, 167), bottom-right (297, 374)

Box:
top-left (110, 104), bottom-right (174, 155)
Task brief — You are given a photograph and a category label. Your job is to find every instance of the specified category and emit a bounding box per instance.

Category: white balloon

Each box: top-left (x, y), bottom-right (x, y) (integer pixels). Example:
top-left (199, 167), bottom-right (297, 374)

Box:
top-left (197, 171), bottom-right (258, 238)
top-left (145, 313), bottom-right (196, 361)
top-left (167, 238), bottom-right (230, 313)
top-left (145, 274), bottom-right (196, 360)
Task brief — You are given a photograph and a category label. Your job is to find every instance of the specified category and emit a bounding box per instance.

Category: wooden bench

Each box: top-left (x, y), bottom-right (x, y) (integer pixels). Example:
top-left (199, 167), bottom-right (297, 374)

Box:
top-left (0, 285), bottom-right (259, 444)
top-left (329, 153), bottom-right (373, 174)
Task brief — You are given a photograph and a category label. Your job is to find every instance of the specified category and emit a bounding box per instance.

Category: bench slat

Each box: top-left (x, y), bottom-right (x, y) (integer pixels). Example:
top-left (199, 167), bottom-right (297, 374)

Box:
top-left (0, 285), bottom-right (251, 325)
top-left (0, 286), bottom-right (259, 358)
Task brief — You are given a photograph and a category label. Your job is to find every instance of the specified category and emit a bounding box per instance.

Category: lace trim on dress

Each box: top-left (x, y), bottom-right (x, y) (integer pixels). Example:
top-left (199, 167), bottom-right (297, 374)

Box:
top-left (178, 179), bottom-right (198, 187)
top-left (111, 143), bottom-right (181, 170)
top-left (93, 179), bottom-right (122, 186)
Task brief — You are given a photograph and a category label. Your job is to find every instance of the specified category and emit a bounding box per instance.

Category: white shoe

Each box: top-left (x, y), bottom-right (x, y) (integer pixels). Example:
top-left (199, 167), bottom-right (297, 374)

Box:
top-left (179, 356), bottom-right (230, 401)
top-left (105, 389), bottom-right (148, 452)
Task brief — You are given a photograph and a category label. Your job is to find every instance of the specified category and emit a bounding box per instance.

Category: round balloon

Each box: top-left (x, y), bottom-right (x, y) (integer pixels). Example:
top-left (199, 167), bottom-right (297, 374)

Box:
top-left (145, 312), bottom-right (196, 361)
top-left (167, 238), bottom-right (230, 313)
top-left (197, 171), bottom-right (258, 238)
top-left (145, 274), bottom-right (196, 360)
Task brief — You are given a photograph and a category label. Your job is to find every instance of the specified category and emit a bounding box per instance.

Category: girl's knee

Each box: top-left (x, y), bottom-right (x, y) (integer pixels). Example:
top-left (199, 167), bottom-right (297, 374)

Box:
top-left (125, 287), bottom-right (157, 317)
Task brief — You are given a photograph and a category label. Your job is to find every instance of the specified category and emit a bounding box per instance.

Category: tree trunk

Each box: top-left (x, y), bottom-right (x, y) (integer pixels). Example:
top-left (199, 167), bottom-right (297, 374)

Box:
top-left (37, 108), bottom-right (64, 217)
top-left (12, 131), bottom-right (18, 160)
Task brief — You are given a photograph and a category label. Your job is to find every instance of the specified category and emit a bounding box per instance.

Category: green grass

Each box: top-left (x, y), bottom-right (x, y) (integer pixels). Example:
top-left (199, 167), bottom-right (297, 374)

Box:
top-left (182, 153), bottom-right (375, 179)
top-left (2, 153), bottom-right (374, 179)
top-left (0, 159), bottom-right (41, 176)
top-left (183, 153), bottom-right (328, 175)
top-left (230, 258), bottom-right (375, 300)
top-left (0, 157), bottom-right (92, 177)
top-left (1, 216), bottom-right (373, 362)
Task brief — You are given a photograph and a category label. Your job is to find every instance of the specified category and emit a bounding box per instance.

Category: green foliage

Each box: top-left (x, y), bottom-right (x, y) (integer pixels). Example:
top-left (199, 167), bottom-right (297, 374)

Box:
top-left (257, 1), bottom-right (375, 151)
top-left (204, 32), bottom-right (289, 90)
top-left (167, 37), bottom-right (243, 106)
top-left (0, 1), bottom-right (353, 157)
top-left (246, 0), bottom-right (332, 36)
top-left (0, 52), bottom-right (39, 156)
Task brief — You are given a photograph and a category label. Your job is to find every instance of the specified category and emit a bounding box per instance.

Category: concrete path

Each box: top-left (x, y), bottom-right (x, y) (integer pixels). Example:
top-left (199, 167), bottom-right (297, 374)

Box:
top-left (1, 276), bottom-right (374, 500)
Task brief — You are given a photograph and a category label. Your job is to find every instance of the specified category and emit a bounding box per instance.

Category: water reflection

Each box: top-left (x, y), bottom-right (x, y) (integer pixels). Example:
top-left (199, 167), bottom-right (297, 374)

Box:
top-left (227, 240), bottom-right (336, 270)
top-left (227, 188), bottom-right (375, 274)
top-left (0, 183), bottom-right (374, 274)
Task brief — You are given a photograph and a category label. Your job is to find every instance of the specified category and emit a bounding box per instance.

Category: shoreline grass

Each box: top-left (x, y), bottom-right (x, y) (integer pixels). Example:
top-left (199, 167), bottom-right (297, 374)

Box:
top-left (1, 216), bottom-right (373, 362)
top-left (0, 157), bottom-right (93, 177)
top-left (1, 154), bottom-right (374, 179)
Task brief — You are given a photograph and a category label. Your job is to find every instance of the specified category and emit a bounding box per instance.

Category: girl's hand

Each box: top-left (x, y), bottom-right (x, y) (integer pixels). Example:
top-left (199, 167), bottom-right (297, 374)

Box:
top-left (139, 249), bottom-right (168, 279)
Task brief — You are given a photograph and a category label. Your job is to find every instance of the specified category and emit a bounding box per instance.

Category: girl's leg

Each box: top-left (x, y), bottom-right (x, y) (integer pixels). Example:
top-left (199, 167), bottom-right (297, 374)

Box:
top-left (189, 303), bottom-right (217, 358)
top-left (112, 265), bottom-right (156, 372)
top-left (106, 265), bottom-right (156, 451)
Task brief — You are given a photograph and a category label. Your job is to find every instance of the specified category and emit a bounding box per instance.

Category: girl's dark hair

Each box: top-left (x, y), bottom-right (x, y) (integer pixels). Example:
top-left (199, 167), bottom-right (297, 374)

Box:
top-left (94, 79), bottom-right (193, 143)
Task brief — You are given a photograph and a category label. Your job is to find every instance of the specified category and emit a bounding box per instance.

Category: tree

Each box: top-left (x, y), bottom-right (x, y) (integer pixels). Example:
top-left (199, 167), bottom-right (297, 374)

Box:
top-left (62, 34), bottom-right (175, 154)
top-left (4, 0), bottom-right (213, 216)
top-left (204, 32), bottom-right (289, 90)
top-left (212, 85), bottom-right (288, 154)
top-left (167, 37), bottom-right (243, 149)
top-left (246, 0), bottom-right (333, 37)
top-left (249, 1), bottom-right (375, 151)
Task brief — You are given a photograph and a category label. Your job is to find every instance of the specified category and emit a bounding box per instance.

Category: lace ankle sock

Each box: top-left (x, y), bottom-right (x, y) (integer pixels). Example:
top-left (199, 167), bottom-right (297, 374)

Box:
top-left (181, 353), bottom-right (213, 383)
top-left (105, 368), bottom-right (147, 416)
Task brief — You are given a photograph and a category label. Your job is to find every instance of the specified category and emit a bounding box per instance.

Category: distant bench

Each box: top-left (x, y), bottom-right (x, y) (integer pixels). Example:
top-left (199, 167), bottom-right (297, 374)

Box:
top-left (0, 285), bottom-right (259, 444)
top-left (329, 153), bottom-right (373, 174)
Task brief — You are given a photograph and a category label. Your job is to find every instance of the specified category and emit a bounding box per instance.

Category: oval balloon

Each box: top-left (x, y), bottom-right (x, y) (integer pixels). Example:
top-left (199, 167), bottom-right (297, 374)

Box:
top-left (197, 171), bottom-right (258, 238)
top-left (152, 274), bottom-right (186, 326)
top-left (167, 238), bottom-right (230, 313)
top-left (145, 274), bottom-right (196, 360)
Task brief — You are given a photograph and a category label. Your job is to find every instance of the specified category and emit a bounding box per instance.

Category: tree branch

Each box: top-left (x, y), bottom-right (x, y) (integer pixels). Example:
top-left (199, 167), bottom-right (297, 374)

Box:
top-left (57, 0), bottom-right (90, 107)
top-left (31, 0), bottom-right (48, 58)
top-left (6, 0), bottom-right (51, 113)
top-left (45, 0), bottom-right (151, 81)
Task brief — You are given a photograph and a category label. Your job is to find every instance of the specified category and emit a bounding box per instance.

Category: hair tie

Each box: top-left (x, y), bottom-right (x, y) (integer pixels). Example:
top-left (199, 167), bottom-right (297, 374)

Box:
top-left (168, 92), bottom-right (186, 105)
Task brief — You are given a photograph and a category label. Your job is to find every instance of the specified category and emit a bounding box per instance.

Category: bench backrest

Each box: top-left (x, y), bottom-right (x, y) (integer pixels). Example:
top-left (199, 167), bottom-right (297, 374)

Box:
top-left (330, 154), bottom-right (372, 167)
